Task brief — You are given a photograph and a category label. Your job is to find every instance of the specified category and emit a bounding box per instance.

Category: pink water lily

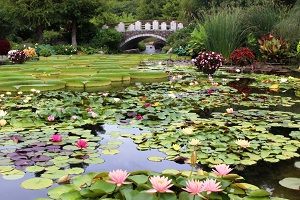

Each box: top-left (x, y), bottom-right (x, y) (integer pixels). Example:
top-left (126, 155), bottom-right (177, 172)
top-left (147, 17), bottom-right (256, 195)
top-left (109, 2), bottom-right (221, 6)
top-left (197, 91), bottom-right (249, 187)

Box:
top-left (107, 169), bottom-right (130, 187)
top-left (144, 103), bottom-right (152, 108)
top-left (51, 134), bottom-right (62, 142)
top-left (201, 179), bottom-right (222, 194)
top-left (146, 176), bottom-right (173, 193)
top-left (135, 114), bottom-right (143, 120)
top-left (226, 108), bottom-right (234, 114)
top-left (212, 164), bottom-right (232, 176)
top-left (76, 139), bottom-right (88, 149)
top-left (47, 115), bottom-right (55, 122)
top-left (183, 180), bottom-right (203, 195)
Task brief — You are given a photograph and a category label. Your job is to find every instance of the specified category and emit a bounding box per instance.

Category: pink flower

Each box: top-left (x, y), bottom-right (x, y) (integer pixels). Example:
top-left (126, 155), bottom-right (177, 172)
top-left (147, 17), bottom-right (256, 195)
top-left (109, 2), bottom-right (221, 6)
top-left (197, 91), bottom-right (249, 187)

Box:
top-left (212, 164), bottom-right (232, 176)
top-left (135, 114), bottom-right (143, 120)
top-left (144, 103), bottom-right (152, 108)
top-left (51, 134), bottom-right (62, 142)
top-left (47, 115), bottom-right (55, 122)
top-left (146, 176), bottom-right (173, 193)
top-left (183, 180), bottom-right (203, 195)
top-left (76, 139), bottom-right (88, 149)
top-left (107, 169), bottom-right (130, 187)
top-left (201, 179), bottom-right (222, 194)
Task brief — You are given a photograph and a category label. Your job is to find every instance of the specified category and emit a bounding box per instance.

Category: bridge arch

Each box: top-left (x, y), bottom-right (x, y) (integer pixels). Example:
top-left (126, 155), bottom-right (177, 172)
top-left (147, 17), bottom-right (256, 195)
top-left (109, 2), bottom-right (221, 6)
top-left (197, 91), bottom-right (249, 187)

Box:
top-left (120, 33), bottom-right (167, 50)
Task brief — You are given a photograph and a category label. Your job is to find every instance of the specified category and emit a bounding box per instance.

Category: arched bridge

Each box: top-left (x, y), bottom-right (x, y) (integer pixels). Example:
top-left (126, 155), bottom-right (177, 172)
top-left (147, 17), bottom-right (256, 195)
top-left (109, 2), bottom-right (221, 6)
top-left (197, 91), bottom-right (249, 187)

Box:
top-left (103, 20), bottom-right (184, 50)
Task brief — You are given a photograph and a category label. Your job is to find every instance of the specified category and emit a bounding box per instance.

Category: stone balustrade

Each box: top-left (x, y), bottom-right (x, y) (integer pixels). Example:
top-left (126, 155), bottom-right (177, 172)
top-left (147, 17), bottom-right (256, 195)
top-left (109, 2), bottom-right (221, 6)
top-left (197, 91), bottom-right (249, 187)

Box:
top-left (103, 20), bottom-right (184, 32)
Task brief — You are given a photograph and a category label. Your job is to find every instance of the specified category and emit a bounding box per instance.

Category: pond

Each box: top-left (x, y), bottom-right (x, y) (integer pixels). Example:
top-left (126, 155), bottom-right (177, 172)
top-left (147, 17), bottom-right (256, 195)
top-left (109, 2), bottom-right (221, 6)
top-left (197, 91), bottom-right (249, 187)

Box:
top-left (0, 57), bottom-right (299, 200)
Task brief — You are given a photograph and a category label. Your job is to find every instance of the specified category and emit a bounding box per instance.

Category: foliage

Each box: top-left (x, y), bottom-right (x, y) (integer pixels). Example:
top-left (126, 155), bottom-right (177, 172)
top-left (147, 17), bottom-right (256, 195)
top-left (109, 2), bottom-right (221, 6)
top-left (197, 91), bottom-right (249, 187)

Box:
top-left (43, 30), bottom-right (61, 44)
top-left (167, 25), bottom-right (195, 50)
top-left (173, 46), bottom-right (189, 56)
top-left (188, 24), bottom-right (207, 57)
top-left (91, 29), bottom-right (122, 53)
top-left (297, 41), bottom-right (300, 54)
top-left (53, 45), bottom-right (77, 55)
top-left (243, 4), bottom-right (282, 38)
top-left (203, 8), bottom-right (247, 58)
top-left (274, 0), bottom-right (300, 46)
top-left (77, 46), bottom-right (99, 55)
top-left (137, 0), bottom-right (166, 19)
top-left (7, 50), bottom-right (27, 64)
top-left (162, 0), bottom-right (181, 20)
top-left (45, 169), bottom-right (271, 200)
top-left (35, 44), bottom-right (55, 57)
top-left (0, 39), bottom-right (11, 55)
top-left (258, 33), bottom-right (290, 63)
top-left (230, 47), bottom-right (255, 66)
top-left (138, 41), bottom-right (146, 52)
top-left (194, 51), bottom-right (224, 75)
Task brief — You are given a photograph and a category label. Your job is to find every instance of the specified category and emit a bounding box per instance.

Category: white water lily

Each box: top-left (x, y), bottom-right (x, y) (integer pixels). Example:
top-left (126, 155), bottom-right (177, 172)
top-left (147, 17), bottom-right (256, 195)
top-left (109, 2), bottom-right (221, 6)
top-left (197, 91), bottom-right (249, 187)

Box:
top-left (6, 92), bottom-right (11, 95)
top-left (30, 88), bottom-right (36, 93)
top-left (36, 90), bottom-right (40, 94)
top-left (189, 139), bottom-right (201, 146)
top-left (280, 78), bottom-right (288, 83)
top-left (0, 119), bottom-right (7, 126)
top-left (113, 98), bottom-right (120, 102)
top-left (167, 93), bottom-right (176, 98)
top-left (182, 127), bottom-right (194, 135)
top-left (17, 91), bottom-right (23, 95)
top-left (0, 110), bottom-right (7, 117)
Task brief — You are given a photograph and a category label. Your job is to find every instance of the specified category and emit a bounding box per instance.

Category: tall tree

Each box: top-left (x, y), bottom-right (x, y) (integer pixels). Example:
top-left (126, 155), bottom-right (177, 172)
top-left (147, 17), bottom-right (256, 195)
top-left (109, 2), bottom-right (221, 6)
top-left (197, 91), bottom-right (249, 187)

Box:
top-left (58, 0), bottom-right (101, 47)
top-left (4, 0), bottom-right (57, 42)
top-left (136, 0), bottom-right (167, 20)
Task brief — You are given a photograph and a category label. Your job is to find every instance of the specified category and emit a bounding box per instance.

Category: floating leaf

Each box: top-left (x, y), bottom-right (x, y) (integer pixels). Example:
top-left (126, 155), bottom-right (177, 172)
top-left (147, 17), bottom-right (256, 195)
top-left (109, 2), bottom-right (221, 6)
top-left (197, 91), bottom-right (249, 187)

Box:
top-left (148, 156), bottom-right (164, 162)
top-left (21, 178), bottom-right (53, 190)
top-left (279, 177), bottom-right (300, 190)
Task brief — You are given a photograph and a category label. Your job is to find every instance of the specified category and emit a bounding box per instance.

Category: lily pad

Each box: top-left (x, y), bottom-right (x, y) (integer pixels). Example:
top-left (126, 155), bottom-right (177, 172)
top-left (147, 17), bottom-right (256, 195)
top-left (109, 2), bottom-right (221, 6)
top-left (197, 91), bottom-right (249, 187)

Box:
top-left (279, 177), bottom-right (300, 190)
top-left (21, 178), bottom-right (53, 190)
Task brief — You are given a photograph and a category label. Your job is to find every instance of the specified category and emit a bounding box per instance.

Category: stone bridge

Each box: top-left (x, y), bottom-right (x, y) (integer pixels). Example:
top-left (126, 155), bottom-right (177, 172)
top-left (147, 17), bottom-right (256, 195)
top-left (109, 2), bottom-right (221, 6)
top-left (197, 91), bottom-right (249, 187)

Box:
top-left (103, 20), bottom-right (184, 50)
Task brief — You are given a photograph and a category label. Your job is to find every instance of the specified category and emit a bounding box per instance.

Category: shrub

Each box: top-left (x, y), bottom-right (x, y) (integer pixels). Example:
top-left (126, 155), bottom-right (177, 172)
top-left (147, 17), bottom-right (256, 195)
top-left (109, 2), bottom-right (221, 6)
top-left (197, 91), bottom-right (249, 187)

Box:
top-left (0, 39), bottom-right (11, 55)
top-left (230, 47), bottom-right (255, 66)
top-left (137, 41), bottom-right (146, 52)
top-left (23, 47), bottom-right (37, 59)
top-left (91, 29), bottom-right (122, 53)
top-left (258, 33), bottom-right (290, 63)
top-left (167, 25), bottom-right (195, 50)
top-left (77, 46), bottom-right (99, 55)
top-left (42, 30), bottom-right (61, 44)
top-left (7, 50), bottom-right (27, 64)
top-left (194, 51), bottom-right (224, 75)
top-left (173, 46), bottom-right (189, 56)
top-left (188, 24), bottom-right (207, 57)
top-left (35, 44), bottom-right (55, 57)
top-left (53, 45), bottom-right (77, 55)
top-left (297, 41), bottom-right (300, 54)
top-left (204, 8), bottom-right (247, 58)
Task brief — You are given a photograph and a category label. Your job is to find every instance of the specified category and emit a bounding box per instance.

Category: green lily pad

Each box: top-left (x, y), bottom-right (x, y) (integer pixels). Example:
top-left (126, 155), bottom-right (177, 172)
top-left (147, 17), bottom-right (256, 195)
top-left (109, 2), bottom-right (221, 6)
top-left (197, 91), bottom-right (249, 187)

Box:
top-left (21, 178), bottom-right (53, 190)
top-left (148, 156), bottom-right (164, 162)
top-left (279, 177), bottom-right (300, 190)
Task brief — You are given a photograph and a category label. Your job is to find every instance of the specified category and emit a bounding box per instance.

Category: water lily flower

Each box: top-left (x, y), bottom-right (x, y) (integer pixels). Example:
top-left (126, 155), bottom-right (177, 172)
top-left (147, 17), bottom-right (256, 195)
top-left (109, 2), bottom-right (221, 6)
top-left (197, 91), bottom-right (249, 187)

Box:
top-left (235, 69), bottom-right (241, 73)
top-left (235, 139), bottom-right (250, 148)
top-left (182, 127), bottom-right (194, 135)
top-left (107, 169), bottom-right (130, 187)
top-left (76, 139), bottom-right (88, 149)
top-left (113, 98), bottom-right (120, 102)
top-left (47, 115), bottom-right (55, 122)
top-left (89, 111), bottom-right (98, 118)
top-left (30, 88), bottom-right (36, 93)
top-left (189, 139), bottom-right (201, 146)
top-left (168, 93), bottom-right (176, 98)
top-left (212, 82), bottom-right (219, 87)
top-left (0, 119), bottom-right (7, 126)
top-left (212, 164), bottom-right (232, 176)
top-left (280, 78), bottom-right (288, 83)
top-left (135, 114), bottom-right (143, 120)
top-left (0, 110), bottom-right (7, 117)
top-left (183, 180), bottom-right (203, 195)
top-left (70, 115), bottom-right (78, 120)
top-left (6, 92), bottom-right (11, 95)
top-left (146, 176), bottom-right (173, 193)
top-left (226, 108), bottom-right (234, 114)
top-left (17, 91), bottom-right (23, 95)
top-left (189, 82), bottom-right (194, 86)
top-left (144, 103), bottom-right (152, 108)
top-left (36, 90), bottom-right (40, 94)
top-left (51, 134), bottom-right (62, 142)
top-left (201, 179), bottom-right (222, 194)
top-left (102, 93), bottom-right (109, 97)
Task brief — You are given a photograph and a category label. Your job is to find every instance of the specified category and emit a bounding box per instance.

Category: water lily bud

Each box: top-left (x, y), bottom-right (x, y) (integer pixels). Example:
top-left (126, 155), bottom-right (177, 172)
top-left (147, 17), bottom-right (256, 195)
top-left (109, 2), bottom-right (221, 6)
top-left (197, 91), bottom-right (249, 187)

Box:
top-left (190, 151), bottom-right (197, 166)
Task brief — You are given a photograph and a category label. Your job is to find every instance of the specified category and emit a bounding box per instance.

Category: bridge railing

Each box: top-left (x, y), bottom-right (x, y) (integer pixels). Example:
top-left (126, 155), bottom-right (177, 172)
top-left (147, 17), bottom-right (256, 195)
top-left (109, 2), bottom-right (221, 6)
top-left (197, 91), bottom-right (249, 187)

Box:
top-left (102, 20), bottom-right (184, 32)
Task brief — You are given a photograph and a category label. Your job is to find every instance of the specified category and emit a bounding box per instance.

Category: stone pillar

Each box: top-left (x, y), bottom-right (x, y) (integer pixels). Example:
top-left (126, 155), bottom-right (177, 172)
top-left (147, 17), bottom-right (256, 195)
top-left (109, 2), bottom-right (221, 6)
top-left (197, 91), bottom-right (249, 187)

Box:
top-left (145, 22), bottom-right (151, 30)
top-left (153, 20), bottom-right (159, 30)
top-left (161, 22), bottom-right (167, 30)
top-left (127, 24), bottom-right (135, 31)
top-left (115, 22), bottom-right (125, 32)
top-left (170, 21), bottom-right (177, 31)
top-left (135, 21), bottom-right (142, 31)
top-left (178, 23), bottom-right (184, 29)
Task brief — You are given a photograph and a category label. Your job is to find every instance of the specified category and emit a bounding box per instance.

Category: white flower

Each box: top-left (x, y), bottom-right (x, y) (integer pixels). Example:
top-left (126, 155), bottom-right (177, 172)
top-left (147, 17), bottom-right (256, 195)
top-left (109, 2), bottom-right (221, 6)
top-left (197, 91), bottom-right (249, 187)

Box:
top-left (17, 91), bottom-right (23, 95)
top-left (30, 88), bottom-right (36, 93)
top-left (182, 127), bottom-right (194, 135)
top-left (167, 93), bottom-right (176, 98)
top-left (113, 98), bottom-right (120, 102)
top-left (236, 69), bottom-right (241, 73)
top-left (0, 110), bottom-right (7, 117)
top-left (36, 90), bottom-right (40, 94)
top-left (280, 78), bottom-right (288, 83)
top-left (189, 139), bottom-right (201, 146)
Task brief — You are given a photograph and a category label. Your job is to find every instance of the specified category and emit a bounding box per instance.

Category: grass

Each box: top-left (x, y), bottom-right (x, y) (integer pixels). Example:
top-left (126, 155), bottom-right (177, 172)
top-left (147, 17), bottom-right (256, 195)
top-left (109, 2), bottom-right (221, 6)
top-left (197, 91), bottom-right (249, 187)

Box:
top-left (0, 54), bottom-right (171, 92)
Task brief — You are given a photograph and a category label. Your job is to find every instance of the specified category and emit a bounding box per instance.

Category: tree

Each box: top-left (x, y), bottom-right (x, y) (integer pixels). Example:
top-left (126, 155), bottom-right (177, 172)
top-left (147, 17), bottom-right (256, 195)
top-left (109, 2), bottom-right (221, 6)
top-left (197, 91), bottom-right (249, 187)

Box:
top-left (58, 0), bottom-right (101, 47)
top-left (162, 0), bottom-right (181, 20)
top-left (137, 0), bottom-right (167, 20)
top-left (5, 0), bottom-right (57, 42)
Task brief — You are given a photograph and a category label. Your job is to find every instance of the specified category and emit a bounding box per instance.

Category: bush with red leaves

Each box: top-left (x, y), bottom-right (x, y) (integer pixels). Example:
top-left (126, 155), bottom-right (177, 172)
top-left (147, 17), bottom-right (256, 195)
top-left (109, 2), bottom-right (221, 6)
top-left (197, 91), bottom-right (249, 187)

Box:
top-left (194, 51), bottom-right (224, 75)
top-left (230, 47), bottom-right (255, 66)
top-left (0, 39), bottom-right (11, 55)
